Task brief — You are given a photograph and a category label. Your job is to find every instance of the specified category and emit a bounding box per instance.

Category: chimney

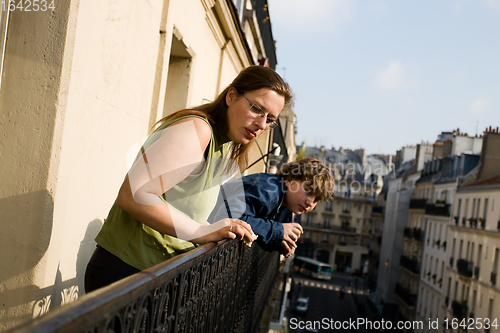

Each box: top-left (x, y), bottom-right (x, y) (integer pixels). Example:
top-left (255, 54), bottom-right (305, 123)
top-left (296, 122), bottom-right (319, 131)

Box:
top-left (477, 129), bottom-right (500, 181)
top-left (416, 144), bottom-right (430, 172)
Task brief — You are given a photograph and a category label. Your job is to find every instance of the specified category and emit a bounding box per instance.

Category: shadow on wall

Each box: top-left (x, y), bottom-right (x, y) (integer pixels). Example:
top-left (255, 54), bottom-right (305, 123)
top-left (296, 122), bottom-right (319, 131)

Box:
top-left (0, 190), bottom-right (103, 329)
top-left (0, 190), bottom-right (54, 329)
top-left (32, 219), bottom-right (103, 317)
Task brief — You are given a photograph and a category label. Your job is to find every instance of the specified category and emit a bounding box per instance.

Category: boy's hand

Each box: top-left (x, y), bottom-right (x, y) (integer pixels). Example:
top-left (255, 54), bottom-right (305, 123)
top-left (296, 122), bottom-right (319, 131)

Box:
top-left (282, 223), bottom-right (303, 244)
top-left (280, 240), bottom-right (296, 258)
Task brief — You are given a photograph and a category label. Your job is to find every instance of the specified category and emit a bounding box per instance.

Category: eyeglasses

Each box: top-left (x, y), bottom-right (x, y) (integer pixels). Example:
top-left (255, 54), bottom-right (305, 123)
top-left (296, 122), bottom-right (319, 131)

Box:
top-left (241, 94), bottom-right (279, 129)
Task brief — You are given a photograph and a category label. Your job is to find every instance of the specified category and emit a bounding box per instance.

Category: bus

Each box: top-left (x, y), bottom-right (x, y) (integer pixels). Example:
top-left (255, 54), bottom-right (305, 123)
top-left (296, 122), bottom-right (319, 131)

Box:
top-left (293, 256), bottom-right (333, 280)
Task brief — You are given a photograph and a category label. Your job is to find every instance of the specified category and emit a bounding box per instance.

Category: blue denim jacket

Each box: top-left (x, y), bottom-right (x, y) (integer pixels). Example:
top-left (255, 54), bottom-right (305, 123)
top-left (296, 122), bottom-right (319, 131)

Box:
top-left (208, 173), bottom-right (292, 245)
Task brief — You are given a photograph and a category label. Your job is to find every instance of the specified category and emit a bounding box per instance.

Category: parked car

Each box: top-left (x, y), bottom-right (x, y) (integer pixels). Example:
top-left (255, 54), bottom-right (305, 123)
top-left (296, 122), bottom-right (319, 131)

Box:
top-left (293, 297), bottom-right (309, 315)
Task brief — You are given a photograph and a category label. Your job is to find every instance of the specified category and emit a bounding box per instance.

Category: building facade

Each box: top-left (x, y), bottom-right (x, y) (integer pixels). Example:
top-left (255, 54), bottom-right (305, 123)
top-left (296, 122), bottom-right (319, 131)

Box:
top-left (295, 145), bottom-right (392, 282)
top-left (441, 130), bottom-right (500, 333)
top-left (0, 0), bottom-right (291, 330)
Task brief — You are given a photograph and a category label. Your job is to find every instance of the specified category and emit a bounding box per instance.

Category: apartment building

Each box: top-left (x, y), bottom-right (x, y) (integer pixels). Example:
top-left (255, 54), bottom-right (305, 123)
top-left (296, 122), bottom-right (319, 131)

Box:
top-left (386, 131), bottom-right (482, 332)
top-left (372, 143), bottom-right (431, 319)
top-left (442, 129), bottom-right (500, 333)
top-left (414, 160), bottom-right (454, 332)
top-left (296, 145), bottom-right (392, 277)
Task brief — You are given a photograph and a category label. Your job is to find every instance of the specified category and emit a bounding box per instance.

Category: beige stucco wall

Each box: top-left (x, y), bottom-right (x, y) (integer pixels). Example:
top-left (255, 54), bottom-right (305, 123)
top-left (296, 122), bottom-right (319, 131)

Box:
top-left (0, 0), bottom-right (274, 330)
top-left (0, 2), bottom-right (80, 328)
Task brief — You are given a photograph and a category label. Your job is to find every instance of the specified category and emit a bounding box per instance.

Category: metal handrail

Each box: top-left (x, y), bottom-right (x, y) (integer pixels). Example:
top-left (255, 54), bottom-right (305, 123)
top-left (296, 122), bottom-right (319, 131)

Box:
top-left (6, 239), bottom-right (279, 333)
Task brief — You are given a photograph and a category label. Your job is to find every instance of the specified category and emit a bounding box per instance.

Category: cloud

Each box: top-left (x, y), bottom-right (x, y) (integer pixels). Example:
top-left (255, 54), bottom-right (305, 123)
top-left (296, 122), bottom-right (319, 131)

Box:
top-left (375, 61), bottom-right (408, 91)
top-left (268, 0), bottom-right (354, 34)
top-left (469, 98), bottom-right (488, 115)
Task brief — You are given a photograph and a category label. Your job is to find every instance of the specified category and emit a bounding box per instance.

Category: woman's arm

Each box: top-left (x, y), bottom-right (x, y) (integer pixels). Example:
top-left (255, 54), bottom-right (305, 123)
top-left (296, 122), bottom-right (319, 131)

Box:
top-left (116, 118), bottom-right (253, 243)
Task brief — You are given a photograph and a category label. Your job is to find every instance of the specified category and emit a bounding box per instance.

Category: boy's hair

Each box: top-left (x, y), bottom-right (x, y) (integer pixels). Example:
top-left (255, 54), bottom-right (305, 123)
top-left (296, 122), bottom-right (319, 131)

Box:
top-left (278, 157), bottom-right (334, 201)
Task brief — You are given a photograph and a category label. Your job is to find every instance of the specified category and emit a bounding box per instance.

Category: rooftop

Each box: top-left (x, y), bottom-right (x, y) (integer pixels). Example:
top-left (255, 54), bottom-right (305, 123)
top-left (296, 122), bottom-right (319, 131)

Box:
top-left (463, 176), bottom-right (500, 188)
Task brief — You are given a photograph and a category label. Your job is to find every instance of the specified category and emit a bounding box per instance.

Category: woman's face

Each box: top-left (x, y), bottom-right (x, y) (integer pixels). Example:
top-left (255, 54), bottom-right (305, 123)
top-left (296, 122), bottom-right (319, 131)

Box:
top-left (225, 87), bottom-right (285, 144)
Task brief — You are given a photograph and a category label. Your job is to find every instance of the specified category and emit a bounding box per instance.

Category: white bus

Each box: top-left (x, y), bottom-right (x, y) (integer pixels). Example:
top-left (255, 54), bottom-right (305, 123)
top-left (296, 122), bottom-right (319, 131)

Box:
top-left (294, 256), bottom-right (333, 280)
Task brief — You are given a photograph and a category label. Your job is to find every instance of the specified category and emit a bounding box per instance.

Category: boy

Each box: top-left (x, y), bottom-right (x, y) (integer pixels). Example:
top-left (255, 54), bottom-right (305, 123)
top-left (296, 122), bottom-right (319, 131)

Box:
top-left (209, 157), bottom-right (334, 257)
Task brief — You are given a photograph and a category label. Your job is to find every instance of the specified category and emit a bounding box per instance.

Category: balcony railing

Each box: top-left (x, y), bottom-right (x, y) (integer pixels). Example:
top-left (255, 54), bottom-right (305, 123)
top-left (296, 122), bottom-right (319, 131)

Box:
top-left (372, 206), bottom-right (384, 214)
top-left (451, 300), bottom-right (468, 320)
top-left (404, 227), bottom-right (413, 238)
top-left (409, 199), bottom-right (427, 209)
top-left (395, 283), bottom-right (417, 307)
top-left (331, 225), bottom-right (357, 233)
top-left (400, 255), bottom-right (419, 274)
top-left (413, 228), bottom-right (423, 242)
top-left (425, 204), bottom-right (451, 217)
top-left (456, 259), bottom-right (474, 278)
top-left (474, 266), bottom-right (480, 279)
top-left (469, 218), bottom-right (478, 229)
top-left (6, 239), bottom-right (279, 333)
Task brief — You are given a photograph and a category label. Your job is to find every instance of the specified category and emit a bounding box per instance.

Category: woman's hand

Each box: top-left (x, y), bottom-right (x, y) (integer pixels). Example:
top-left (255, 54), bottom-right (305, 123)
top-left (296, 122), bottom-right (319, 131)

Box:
top-left (280, 240), bottom-right (297, 258)
top-left (190, 218), bottom-right (255, 245)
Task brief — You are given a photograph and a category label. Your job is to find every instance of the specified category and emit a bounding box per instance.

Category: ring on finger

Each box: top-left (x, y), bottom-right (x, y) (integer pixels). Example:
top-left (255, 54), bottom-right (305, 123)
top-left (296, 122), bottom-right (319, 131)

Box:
top-left (229, 225), bottom-right (234, 232)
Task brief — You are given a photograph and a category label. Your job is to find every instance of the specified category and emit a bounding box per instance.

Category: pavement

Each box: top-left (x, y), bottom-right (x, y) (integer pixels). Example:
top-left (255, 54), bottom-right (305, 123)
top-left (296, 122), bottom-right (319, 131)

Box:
top-left (288, 272), bottom-right (383, 332)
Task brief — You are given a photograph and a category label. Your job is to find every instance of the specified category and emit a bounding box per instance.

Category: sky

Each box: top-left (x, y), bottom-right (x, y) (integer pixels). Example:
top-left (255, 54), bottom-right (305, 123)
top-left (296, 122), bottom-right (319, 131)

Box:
top-left (267, 0), bottom-right (500, 156)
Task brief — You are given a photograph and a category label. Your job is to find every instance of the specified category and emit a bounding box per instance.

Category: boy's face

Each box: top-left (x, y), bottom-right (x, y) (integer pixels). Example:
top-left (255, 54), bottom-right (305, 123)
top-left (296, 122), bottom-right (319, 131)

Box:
top-left (283, 180), bottom-right (319, 215)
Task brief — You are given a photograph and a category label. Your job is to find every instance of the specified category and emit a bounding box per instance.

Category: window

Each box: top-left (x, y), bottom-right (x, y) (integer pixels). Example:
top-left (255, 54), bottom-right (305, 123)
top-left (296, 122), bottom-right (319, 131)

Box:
top-left (476, 199), bottom-right (481, 219)
top-left (343, 202), bottom-right (350, 213)
top-left (163, 31), bottom-right (194, 117)
top-left (484, 198), bottom-right (489, 221)
top-left (471, 199), bottom-right (476, 219)
top-left (441, 190), bottom-right (447, 201)
top-left (322, 233), bottom-right (328, 242)
top-left (477, 245), bottom-right (482, 268)
top-left (306, 215), bottom-right (312, 226)
top-left (325, 200), bottom-right (332, 211)
top-left (464, 198), bottom-right (469, 218)
top-left (324, 217), bottom-right (330, 228)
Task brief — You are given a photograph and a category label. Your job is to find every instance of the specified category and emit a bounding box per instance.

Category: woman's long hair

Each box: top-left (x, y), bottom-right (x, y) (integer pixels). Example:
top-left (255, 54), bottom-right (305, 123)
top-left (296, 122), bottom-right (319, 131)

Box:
top-left (153, 66), bottom-right (293, 171)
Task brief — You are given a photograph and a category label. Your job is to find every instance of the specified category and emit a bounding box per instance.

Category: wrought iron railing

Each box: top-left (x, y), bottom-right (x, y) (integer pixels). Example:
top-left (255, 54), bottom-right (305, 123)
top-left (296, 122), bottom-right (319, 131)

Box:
top-left (394, 283), bottom-right (417, 307)
top-left (6, 239), bottom-right (280, 333)
top-left (456, 259), bottom-right (474, 278)
top-left (451, 300), bottom-right (468, 320)
top-left (474, 266), bottom-right (480, 279)
top-left (409, 199), bottom-right (427, 209)
top-left (412, 228), bottom-right (423, 242)
top-left (424, 204), bottom-right (450, 217)
top-left (399, 255), bottom-right (419, 274)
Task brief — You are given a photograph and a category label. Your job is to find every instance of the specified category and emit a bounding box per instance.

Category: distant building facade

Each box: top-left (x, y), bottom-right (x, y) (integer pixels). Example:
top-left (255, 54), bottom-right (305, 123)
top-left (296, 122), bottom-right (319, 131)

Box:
top-left (295, 145), bottom-right (392, 288)
top-left (370, 128), bottom-right (500, 332)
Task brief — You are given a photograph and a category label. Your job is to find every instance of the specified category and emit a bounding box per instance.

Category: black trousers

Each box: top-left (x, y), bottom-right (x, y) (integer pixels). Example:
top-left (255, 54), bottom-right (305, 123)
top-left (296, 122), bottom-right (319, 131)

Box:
top-left (84, 245), bottom-right (140, 293)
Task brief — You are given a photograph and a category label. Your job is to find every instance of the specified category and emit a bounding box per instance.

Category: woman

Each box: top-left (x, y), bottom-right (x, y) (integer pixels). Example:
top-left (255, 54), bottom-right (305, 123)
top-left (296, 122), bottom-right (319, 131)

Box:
top-left (85, 66), bottom-right (293, 292)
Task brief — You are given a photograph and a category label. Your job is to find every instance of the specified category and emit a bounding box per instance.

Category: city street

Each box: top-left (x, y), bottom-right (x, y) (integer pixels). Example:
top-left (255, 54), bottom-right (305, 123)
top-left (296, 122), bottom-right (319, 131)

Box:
top-left (286, 272), bottom-right (378, 332)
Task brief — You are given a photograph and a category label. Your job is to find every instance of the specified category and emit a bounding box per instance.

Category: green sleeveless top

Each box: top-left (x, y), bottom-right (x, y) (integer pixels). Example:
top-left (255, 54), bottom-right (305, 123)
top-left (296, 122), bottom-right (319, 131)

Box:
top-left (96, 115), bottom-right (228, 270)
